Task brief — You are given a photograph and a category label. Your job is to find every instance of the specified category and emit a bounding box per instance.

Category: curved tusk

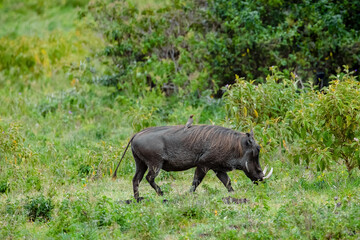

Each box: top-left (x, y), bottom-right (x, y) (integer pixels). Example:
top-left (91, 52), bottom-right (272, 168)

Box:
top-left (245, 161), bottom-right (249, 172)
top-left (263, 167), bottom-right (273, 179)
top-left (263, 166), bottom-right (268, 175)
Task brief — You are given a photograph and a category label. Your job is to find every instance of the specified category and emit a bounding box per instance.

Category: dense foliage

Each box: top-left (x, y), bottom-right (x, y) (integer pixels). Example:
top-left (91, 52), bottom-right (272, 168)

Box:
top-left (87, 0), bottom-right (360, 97)
top-left (24, 194), bottom-right (54, 222)
top-left (209, 0), bottom-right (360, 82)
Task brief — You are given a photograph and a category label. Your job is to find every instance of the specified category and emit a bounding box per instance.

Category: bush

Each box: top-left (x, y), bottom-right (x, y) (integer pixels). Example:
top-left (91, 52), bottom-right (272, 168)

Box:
top-left (0, 122), bottom-right (35, 164)
top-left (24, 194), bottom-right (54, 222)
top-left (223, 67), bottom-right (298, 162)
top-left (0, 123), bottom-right (25, 155)
top-left (224, 67), bottom-right (300, 127)
top-left (224, 66), bottom-right (360, 174)
top-left (0, 179), bottom-right (9, 193)
top-left (290, 67), bottom-right (360, 173)
top-left (78, 164), bottom-right (92, 178)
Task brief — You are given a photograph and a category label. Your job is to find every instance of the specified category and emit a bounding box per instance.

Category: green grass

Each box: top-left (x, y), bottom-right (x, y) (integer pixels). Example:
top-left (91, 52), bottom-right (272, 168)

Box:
top-left (0, 6), bottom-right (77, 38)
top-left (0, 0), bottom-right (359, 239)
top-left (1, 162), bottom-right (359, 239)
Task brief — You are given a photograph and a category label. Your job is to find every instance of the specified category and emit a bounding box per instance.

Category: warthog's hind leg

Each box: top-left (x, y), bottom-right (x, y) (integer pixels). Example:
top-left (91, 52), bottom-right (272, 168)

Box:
top-left (146, 166), bottom-right (163, 196)
top-left (214, 171), bottom-right (234, 192)
top-left (190, 167), bottom-right (208, 192)
top-left (132, 155), bottom-right (148, 201)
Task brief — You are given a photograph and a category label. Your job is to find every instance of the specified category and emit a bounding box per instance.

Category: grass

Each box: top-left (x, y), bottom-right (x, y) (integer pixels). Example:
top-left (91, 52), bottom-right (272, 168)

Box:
top-left (2, 162), bottom-right (359, 239)
top-left (0, 0), bottom-right (359, 239)
top-left (0, 5), bottom-right (77, 38)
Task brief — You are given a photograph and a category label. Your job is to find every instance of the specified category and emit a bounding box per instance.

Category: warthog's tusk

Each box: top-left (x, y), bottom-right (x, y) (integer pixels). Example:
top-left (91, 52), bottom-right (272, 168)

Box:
top-left (245, 161), bottom-right (249, 172)
top-left (263, 166), bottom-right (268, 175)
top-left (263, 167), bottom-right (273, 179)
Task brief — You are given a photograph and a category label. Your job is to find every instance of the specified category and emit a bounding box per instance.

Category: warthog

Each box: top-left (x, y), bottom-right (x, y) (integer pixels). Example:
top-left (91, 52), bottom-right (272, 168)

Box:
top-left (113, 125), bottom-right (273, 201)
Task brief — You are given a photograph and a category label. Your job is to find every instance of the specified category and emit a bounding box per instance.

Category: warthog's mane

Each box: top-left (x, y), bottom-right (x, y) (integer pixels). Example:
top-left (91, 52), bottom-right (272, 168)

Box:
top-left (184, 125), bottom-right (245, 155)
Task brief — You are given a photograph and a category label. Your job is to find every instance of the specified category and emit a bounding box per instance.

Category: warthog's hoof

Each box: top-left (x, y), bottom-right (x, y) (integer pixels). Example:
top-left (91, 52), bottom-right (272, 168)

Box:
top-left (118, 199), bottom-right (134, 204)
top-left (120, 197), bottom-right (146, 204)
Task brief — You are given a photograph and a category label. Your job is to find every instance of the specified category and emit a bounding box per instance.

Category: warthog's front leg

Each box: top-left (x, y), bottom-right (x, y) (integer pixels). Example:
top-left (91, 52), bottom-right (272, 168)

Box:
top-left (214, 171), bottom-right (234, 192)
top-left (190, 167), bottom-right (208, 192)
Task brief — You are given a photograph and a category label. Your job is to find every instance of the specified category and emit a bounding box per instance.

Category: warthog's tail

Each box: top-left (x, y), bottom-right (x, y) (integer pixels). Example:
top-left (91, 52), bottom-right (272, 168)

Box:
top-left (112, 134), bottom-right (137, 180)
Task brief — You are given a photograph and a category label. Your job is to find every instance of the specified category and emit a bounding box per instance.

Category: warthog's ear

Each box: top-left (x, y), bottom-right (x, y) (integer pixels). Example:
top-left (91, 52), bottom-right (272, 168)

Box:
top-left (249, 129), bottom-right (254, 137)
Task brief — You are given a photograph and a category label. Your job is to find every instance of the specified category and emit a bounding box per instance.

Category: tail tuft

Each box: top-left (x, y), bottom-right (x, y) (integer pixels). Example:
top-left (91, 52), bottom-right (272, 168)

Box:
top-left (112, 173), bottom-right (117, 180)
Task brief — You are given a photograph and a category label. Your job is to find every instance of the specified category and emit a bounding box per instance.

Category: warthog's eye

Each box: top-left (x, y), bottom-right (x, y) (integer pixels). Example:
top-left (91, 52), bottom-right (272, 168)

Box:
top-left (247, 138), bottom-right (254, 146)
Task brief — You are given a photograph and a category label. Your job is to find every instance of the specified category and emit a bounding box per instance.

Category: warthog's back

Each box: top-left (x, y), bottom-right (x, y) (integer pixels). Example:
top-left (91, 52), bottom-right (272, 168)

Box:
top-left (131, 125), bottom-right (199, 171)
top-left (131, 125), bottom-right (246, 171)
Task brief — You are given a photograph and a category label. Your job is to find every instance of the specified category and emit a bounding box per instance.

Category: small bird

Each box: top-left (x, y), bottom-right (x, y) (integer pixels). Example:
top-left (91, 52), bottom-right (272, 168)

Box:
top-left (184, 115), bottom-right (194, 131)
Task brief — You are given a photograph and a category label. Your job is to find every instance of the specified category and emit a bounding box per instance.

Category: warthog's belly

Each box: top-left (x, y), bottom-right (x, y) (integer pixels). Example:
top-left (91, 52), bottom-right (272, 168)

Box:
top-left (161, 160), bottom-right (196, 172)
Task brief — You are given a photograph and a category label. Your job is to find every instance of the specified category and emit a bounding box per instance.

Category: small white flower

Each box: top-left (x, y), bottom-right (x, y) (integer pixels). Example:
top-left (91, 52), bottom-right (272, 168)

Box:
top-left (354, 138), bottom-right (359, 142)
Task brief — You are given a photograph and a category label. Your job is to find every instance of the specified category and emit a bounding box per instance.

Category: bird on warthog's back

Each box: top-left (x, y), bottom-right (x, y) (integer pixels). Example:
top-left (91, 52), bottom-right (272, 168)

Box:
top-left (184, 114), bottom-right (194, 131)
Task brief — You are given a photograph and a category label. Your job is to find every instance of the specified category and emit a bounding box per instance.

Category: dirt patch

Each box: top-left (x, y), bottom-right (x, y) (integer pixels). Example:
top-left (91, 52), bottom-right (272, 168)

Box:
top-left (199, 233), bottom-right (211, 238)
top-left (222, 196), bottom-right (248, 204)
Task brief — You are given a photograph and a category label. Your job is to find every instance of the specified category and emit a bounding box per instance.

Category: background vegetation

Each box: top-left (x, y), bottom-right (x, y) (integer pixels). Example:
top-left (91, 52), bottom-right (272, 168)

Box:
top-left (0, 0), bottom-right (359, 239)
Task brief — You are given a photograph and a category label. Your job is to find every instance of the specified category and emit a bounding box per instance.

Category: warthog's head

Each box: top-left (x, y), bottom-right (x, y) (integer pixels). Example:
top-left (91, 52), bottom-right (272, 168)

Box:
top-left (241, 130), bottom-right (273, 183)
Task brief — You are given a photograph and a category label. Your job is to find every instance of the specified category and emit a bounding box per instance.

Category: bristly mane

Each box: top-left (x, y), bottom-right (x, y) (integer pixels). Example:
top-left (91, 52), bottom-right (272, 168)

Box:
top-left (183, 125), bottom-right (245, 155)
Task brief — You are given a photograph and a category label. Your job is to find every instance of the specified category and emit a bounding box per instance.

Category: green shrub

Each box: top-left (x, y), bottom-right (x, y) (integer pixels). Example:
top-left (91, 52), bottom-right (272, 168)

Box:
top-left (223, 67), bottom-right (298, 162)
top-left (0, 179), bottom-right (9, 193)
top-left (78, 164), bottom-right (92, 178)
top-left (24, 194), bottom-right (54, 222)
top-left (0, 123), bottom-right (24, 155)
top-left (290, 68), bottom-right (360, 173)
top-left (181, 205), bottom-right (206, 220)
top-left (0, 122), bottom-right (35, 164)
top-left (224, 66), bottom-right (300, 127)
top-left (224, 66), bottom-right (360, 174)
